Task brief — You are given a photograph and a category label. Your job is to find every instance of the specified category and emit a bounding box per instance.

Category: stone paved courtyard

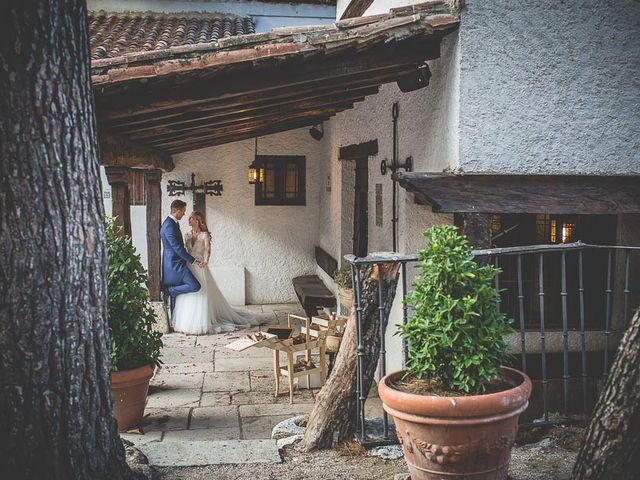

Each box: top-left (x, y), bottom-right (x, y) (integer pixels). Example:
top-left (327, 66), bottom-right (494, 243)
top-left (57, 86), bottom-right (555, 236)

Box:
top-left (122, 303), bottom-right (384, 467)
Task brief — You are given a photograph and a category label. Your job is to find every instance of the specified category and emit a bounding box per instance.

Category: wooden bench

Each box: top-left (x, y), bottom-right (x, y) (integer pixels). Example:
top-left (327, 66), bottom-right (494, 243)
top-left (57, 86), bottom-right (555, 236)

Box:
top-left (292, 275), bottom-right (337, 318)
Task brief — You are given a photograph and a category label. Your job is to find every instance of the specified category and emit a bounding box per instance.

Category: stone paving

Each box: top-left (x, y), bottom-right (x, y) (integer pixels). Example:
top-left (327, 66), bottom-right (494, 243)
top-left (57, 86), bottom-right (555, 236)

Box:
top-left (122, 303), bottom-right (384, 466)
top-left (122, 303), bottom-right (386, 466)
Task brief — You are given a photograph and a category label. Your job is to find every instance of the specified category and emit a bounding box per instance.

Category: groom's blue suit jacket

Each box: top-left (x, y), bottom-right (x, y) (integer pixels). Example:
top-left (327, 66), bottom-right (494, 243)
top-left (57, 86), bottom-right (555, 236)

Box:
top-left (160, 217), bottom-right (196, 287)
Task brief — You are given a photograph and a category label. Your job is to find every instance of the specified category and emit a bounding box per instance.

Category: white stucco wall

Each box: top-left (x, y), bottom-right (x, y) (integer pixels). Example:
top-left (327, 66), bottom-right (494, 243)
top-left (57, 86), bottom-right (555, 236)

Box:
top-left (163, 128), bottom-right (323, 304)
top-left (88, 0), bottom-right (336, 32)
top-left (458, 0), bottom-right (640, 174)
top-left (316, 23), bottom-right (459, 372)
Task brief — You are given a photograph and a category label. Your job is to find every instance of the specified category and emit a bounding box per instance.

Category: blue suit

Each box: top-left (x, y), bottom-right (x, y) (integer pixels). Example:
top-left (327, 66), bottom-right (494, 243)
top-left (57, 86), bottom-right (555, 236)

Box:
top-left (160, 217), bottom-right (201, 319)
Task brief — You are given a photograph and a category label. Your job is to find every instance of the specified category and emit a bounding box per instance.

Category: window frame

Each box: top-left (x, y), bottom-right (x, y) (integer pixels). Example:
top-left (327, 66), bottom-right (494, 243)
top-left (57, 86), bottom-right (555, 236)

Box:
top-left (254, 155), bottom-right (306, 206)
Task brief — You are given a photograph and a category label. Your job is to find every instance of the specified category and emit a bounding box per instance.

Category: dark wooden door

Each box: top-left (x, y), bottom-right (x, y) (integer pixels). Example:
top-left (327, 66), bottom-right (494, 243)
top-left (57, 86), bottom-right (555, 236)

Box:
top-left (353, 157), bottom-right (369, 257)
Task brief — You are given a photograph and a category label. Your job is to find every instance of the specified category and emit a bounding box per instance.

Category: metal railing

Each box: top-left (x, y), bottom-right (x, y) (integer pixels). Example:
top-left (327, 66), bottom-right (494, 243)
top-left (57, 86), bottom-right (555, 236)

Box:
top-left (345, 242), bottom-right (640, 442)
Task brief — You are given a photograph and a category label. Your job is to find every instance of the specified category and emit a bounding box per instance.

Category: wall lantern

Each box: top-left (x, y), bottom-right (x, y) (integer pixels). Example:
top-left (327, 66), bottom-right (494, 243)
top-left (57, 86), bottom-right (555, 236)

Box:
top-left (248, 137), bottom-right (265, 184)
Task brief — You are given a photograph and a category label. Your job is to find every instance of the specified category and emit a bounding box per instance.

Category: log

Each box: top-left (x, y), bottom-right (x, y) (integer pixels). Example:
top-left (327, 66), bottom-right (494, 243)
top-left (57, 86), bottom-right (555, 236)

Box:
top-left (301, 263), bottom-right (400, 451)
top-left (572, 308), bottom-right (640, 479)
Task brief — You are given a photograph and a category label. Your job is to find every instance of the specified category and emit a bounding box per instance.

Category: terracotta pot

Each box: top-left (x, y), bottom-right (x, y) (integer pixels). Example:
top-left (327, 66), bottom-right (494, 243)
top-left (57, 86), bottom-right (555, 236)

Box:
top-left (338, 287), bottom-right (353, 310)
top-left (379, 367), bottom-right (531, 480)
top-left (111, 364), bottom-right (154, 432)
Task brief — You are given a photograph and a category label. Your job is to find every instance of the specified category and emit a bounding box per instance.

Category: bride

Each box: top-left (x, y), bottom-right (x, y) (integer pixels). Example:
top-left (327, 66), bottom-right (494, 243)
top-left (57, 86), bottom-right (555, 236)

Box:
top-left (173, 211), bottom-right (260, 335)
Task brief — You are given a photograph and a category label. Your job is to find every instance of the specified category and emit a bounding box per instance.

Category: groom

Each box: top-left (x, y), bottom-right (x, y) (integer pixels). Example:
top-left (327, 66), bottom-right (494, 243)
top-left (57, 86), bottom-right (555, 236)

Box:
top-left (161, 199), bottom-right (203, 325)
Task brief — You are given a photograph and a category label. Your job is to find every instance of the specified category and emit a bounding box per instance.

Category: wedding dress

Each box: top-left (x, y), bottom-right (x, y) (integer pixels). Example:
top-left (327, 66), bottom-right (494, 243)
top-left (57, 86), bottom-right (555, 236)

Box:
top-left (173, 231), bottom-right (260, 334)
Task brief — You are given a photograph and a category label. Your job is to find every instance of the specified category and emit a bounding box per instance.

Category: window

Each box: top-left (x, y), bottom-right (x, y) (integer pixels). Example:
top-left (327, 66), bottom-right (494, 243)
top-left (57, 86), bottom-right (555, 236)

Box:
top-left (254, 155), bottom-right (305, 206)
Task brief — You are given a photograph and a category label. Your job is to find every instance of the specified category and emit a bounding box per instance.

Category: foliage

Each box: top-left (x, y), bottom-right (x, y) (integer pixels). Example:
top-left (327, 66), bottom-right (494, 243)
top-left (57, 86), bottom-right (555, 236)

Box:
top-left (332, 264), bottom-right (353, 290)
top-left (400, 225), bottom-right (514, 393)
top-left (106, 217), bottom-right (163, 371)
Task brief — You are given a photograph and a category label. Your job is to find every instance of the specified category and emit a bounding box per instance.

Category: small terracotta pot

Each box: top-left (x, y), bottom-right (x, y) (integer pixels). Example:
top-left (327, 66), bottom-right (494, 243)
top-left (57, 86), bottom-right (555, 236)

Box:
top-left (111, 364), bottom-right (154, 432)
top-left (338, 287), bottom-right (353, 310)
top-left (379, 367), bottom-right (531, 480)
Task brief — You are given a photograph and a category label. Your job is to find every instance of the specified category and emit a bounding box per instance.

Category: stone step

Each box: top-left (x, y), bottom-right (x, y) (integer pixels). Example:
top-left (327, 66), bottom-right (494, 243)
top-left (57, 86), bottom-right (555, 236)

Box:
top-left (136, 438), bottom-right (282, 466)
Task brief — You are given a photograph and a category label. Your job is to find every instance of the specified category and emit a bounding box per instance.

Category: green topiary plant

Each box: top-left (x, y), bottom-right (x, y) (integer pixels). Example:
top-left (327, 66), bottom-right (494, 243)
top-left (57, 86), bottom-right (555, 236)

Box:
top-left (332, 264), bottom-right (353, 290)
top-left (400, 225), bottom-right (514, 394)
top-left (106, 217), bottom-right (163, 372)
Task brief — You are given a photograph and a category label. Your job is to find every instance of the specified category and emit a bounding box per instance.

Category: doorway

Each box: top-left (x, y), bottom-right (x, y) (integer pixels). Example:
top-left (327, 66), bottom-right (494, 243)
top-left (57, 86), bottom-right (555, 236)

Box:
top-left (353, 157), bottom-right (369, 257)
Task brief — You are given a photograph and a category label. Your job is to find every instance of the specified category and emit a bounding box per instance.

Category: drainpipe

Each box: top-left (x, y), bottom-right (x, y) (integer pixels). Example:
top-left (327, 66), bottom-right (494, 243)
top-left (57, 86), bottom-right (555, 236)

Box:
top-left (381, 102), bottom-right (412, 253)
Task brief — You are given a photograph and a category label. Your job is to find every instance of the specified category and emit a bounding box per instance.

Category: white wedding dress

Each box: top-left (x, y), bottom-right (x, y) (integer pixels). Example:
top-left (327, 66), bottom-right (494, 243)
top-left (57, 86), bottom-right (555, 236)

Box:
top-left (173, 231), bottom-right (260, 334)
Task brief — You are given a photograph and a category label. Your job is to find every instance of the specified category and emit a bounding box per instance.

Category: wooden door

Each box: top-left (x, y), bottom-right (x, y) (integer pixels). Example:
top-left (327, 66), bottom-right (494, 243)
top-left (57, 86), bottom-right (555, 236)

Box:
top-left (353, 157), bottom-right (369, 257)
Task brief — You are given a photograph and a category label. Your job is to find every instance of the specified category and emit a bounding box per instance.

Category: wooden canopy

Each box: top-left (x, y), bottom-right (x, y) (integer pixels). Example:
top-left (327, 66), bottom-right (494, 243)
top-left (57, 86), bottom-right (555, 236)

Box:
top-left (91, 2), bottom-right (458, 157)
top-left (396, 172), bottom-right (640, 214)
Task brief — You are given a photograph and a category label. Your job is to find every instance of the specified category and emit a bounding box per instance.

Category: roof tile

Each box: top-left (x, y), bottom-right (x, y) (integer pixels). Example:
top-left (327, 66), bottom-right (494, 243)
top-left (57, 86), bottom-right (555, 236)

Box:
top-left (88, 11), bottom-right (255, 60)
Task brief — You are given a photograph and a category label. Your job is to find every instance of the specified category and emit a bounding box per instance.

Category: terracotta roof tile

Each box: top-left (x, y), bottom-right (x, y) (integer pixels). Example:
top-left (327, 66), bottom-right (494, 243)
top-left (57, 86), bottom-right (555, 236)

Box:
top-left (88, 11), bottom-right (255, 60)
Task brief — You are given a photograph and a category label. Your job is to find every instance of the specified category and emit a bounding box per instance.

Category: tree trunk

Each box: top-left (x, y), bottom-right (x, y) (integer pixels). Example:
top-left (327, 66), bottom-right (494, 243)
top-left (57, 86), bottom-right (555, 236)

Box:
top-left (572, 308), bottom-right (640, 480)
top-left (301, 263), bottom-right (400, 451)
top-left (0, 2), bottom-right (137, 479)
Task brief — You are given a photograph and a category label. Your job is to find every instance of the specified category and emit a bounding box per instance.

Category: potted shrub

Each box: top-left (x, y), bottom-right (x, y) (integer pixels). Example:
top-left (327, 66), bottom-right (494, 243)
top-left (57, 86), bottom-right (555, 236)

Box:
top-left (378, 225), bottom-right (531, 480)
top-left (106, 218), bottom-right (163, 431)
top-left (332, 264), bottom-right (353, 310)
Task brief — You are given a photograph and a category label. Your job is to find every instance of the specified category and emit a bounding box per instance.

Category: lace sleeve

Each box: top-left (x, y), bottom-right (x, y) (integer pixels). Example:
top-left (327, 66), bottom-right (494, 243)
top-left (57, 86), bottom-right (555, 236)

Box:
top-left (184, 233), bottom-right (192, 254)
top-left (203, 233), bottom-right (211, 263)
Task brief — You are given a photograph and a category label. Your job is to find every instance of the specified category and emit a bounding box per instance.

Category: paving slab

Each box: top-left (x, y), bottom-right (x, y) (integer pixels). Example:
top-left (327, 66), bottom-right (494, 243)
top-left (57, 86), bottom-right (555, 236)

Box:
top-left (203, 371), bottom-right (250, 392)
top-left (190, 406), bottom-right (240, 429)
top-left (163, 427), bottom-right (240, 442)
top-left (120, 430), bottom-right (163, 445)
top-left (239, 402), bottom-right (313, 418)
top-left (138, 439), bottom-right (281, 466)
top-left (241, 414), bottom-right (294, 440)
top-left (151, 372), bottom-right (204, 390)
top-left (249, 370), bottom-right (278, 393)
top-left (200, 391), bottom-right (232, 407)
top-left (213, 346), bottom-right (274, 359)
top-left (364, 397), bottom-right (385, 417)
top-left (195, 332), bottom-right (249, 347)
top-left (142, 408), bottom-right (190, 432)
top-left (231, 390), bottom-right (314, 406)
top-left (159, 363), bottom-right (213, 374)
top-left (161, 333), bottom-right (197, 348)
top-left (160, 346), bottom-right (213, 364)
top-left (241, 304), bottom-right (264, 313)
top-left (215, 356), bottom-right (274, 372)
top-left (146, 388), bottom-right (201, 409)
top-left (261, 303), bottom-right (299, 313)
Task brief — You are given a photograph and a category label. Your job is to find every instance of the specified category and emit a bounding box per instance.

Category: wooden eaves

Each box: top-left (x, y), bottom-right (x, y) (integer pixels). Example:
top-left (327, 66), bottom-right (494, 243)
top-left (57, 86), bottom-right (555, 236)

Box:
top-left (91, 1), bottom-right (459, 156)
top-left (395, 172), bottom-right (640, 214)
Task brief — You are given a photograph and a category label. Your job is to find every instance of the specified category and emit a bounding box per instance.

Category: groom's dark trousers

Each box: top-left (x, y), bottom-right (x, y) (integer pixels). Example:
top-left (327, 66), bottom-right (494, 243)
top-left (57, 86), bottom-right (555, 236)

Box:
top-left (160, 217), bottom-right (201, 319)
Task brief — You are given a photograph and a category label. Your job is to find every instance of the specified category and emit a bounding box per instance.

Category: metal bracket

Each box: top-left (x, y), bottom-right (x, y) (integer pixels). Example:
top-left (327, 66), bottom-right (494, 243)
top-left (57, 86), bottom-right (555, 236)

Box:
top-left (380, 156), bottom-right (412, 176)
top-left (167, 173), bottom-right (223, 197)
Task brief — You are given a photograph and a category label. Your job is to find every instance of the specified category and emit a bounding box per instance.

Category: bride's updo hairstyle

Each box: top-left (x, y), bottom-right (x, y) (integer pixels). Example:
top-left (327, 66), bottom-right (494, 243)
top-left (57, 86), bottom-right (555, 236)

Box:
top-left (191, 211), bottom-right (212, 241)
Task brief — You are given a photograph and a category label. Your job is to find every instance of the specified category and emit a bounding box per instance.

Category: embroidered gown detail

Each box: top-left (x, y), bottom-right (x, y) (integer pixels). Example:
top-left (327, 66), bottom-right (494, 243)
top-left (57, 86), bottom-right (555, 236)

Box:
top-left (173, 231), bottom-right (259, 334)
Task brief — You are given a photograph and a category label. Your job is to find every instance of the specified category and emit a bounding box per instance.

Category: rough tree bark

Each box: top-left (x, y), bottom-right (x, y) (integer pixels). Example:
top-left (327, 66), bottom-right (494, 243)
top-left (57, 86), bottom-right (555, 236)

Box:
top-left (0, 2), bottom-right (138, 479)
top-left (301, 263), bottom-right (400, 451)
top-left (572, 308), bottom-right (640, 480)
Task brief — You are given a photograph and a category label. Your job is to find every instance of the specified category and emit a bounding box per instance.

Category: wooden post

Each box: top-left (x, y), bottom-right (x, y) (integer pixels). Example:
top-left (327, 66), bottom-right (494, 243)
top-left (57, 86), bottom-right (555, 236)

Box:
top-left (454, 213), bottom-right (492, 249)
top-left (104, 166), bottom-right (132, 237)
top-left (145, 169), bottom-right (163, 301)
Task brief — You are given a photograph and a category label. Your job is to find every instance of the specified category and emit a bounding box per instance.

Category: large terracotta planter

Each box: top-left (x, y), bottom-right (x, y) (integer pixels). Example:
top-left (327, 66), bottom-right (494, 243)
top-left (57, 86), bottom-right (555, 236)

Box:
top-left (111, 364), bottom-right (154, 432)
top-left (379, 367), bottom-right (531, 480)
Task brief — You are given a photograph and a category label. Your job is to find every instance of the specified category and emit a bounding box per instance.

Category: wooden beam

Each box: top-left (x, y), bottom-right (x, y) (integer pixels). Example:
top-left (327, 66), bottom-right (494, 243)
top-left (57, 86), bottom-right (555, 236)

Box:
top-left (99, 132), bottom-right (174, 171)
top-left (163, 116), bottom-right (332, 153)
top-left (144, 169), bottom-right (162, 301)
top-left (148, 106), bottom-right (349, 151)
top-left (129, 97), bottom-right (366, 145)
top-left (118, 86), bottom-right (380, 137)
top-left (100, 65), bottom-right (411, 131)
top-left (95, 39), bottom-right (440, 119)
top-left (395, 173), bottom-right (640, 214)
top-left (340, 0), bottom-right (375, 20)
top-left (339, 139), bottom-right (379, 160)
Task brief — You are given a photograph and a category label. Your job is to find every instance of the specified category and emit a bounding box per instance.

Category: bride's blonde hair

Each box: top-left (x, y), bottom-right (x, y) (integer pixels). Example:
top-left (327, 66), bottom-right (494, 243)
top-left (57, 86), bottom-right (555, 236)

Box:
top-left (191, 211), bottom-right (211, 241)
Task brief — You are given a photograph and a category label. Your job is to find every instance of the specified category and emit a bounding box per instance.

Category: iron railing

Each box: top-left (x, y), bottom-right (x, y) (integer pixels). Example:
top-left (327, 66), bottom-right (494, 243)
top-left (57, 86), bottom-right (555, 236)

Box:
top-left (345, 242), bottom-right (640, 442)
